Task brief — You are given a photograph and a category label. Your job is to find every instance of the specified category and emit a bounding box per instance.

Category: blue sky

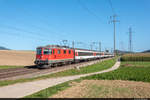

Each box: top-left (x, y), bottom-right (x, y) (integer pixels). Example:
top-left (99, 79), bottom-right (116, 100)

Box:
top-left (0, 0), bottom-right (149, 52)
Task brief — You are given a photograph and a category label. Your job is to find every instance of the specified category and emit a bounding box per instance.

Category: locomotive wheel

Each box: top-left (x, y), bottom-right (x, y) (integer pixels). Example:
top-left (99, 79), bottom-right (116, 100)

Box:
top-left (68, 61), bottom-right (72, 65)
top-left (38, 65), bottom-right (51, 69)
top-left (43, 65), bottom-right (49, 68)
top-left (53, 63), bottom-right (58, 67)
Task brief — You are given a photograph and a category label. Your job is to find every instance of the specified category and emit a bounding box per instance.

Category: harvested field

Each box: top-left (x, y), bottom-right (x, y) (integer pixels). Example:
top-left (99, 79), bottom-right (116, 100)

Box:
top-left (51, 80), bottom-right (150, 98)
top-left (0, 50), bottom-right (35, 66)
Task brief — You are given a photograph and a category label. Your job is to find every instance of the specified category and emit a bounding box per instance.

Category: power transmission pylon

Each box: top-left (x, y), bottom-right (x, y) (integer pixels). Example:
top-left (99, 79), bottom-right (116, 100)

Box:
top-left (99, 42), bottom-right (101, 52)
top-left (128, 27), bottom-right (133, 52)
top-left (109, 14), bottom-right (120, 56)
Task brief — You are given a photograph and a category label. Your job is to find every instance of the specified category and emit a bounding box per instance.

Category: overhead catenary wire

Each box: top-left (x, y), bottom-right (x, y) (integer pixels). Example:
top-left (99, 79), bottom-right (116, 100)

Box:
top-left (0, 23), bottom-right (61, 43)
top-left (77, 0), bottom-right (106, 50)
top-left (77, 0), bottom-right (104, 24)
top-left (13, 6), bottom-right (73, 39)
top-left (0, 3), bottom-right (73, 41)
top-left (0, 17), bottom-right (65, 39)
top-left (0, 30), bottom-right (49, 42)
top-left (1, 1), bottom-right (113, 49)
top-left (108, 0), bottom-right (116, 14)
top-left (0, 24), bottom-right (50, 39)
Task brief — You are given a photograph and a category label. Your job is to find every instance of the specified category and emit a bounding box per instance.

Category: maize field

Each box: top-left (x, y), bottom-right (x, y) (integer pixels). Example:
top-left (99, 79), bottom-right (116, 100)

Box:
top-left (121, 53), bottom-right (150, 61)
top-left (82, 61), bottom-right (150, 82)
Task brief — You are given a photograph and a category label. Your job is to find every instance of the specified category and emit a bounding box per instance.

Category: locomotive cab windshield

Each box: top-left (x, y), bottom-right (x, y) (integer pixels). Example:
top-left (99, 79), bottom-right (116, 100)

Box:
top-left (36, 48), bottom-right (52, 55)
top-left (36, 48), bottom-right (52, 60)
top-left (37, 48), bottom-right (42, 55)
top-left (43, 48), bottom-right (52, 55)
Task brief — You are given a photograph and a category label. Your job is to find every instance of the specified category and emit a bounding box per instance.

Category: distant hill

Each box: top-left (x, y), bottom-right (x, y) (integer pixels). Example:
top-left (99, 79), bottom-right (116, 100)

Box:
top-left (142, 50), bottom-right (150, 53)
top-left (0, 46), bottom-right (10, 50)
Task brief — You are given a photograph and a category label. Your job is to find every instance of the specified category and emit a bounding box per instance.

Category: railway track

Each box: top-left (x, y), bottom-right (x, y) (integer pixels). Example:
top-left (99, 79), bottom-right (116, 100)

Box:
top-left (0, 58), bottom-right (112, 80)
top-left (0, 68), bottom-right (40, 79)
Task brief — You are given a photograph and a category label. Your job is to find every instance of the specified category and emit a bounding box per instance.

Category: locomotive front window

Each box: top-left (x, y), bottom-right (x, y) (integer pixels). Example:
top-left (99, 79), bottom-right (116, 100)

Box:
top-left (37, 49), bottom-right (42, 55)
top-left (43, 49), bottom-right (52, 55)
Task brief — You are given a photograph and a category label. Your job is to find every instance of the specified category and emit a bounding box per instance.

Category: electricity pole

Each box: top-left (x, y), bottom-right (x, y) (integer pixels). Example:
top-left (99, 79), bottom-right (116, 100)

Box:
top-left (109, 14), bottom-right (120, 56)
top-left (91, 42), bottom-right (96, 51)
top-left (90, 44), bottom-right (93, 50)
top-left (72, 41), bottom-right (75, 48)
top-left (62, 40), bottom-right (68, 46)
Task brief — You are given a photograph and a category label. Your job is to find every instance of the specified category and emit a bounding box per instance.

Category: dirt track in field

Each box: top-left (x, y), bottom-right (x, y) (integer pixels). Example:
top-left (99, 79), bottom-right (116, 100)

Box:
top-left (51, 80), bottom-right (150, 98)
top-left (0, 50), bottom-right (35, 66)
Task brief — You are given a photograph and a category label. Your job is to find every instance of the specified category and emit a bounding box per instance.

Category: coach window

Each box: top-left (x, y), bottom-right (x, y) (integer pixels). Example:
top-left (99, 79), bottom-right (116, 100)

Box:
top-left (58, 49), bottom-right (61, 54)
top-left (64, 50), bottom-right (66, 54)
top-left (69, 50), bottom-right (71, 54)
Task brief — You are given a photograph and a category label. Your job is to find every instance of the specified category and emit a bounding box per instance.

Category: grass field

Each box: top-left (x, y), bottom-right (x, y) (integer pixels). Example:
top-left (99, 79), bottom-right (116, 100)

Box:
top-left (24, 58), bottom-right (117, 98)
top-left (82, 61), bottom-right (150, 82)
top-left (0, 65), bottom-right (24, 69)
top-left (0, 58), bottom-right (116, 87)
top-left (121, 53), bottom-right (150, 61)
top-left (40, 58), bottom-right (116, 77)
top-left (25, 81), bottom-right (71, 98)
top-left (25, 59), bottom-right (150, 98)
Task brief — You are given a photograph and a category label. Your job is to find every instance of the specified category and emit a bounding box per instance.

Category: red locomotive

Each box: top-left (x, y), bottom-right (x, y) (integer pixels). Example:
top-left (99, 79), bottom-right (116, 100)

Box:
top-left (34, 45), bottom-right (113, 68)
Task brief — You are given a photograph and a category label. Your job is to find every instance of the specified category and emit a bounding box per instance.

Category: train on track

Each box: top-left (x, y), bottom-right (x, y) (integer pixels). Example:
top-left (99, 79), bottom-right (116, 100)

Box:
top-left (34, 45), bottom-right (114, 68)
